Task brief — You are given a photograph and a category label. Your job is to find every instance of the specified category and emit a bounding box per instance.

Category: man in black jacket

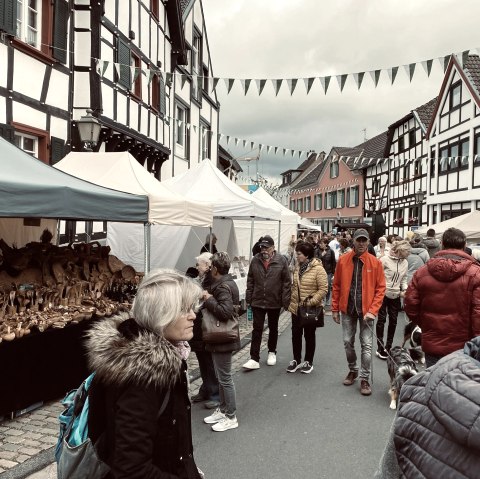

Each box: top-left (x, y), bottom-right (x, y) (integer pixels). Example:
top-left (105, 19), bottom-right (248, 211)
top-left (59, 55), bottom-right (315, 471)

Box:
top-left (243, 235), bottom-right (291, 369)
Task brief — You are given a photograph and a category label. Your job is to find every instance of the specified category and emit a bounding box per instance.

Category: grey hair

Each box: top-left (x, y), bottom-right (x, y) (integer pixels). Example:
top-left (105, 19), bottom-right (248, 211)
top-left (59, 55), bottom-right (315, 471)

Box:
top-left (211, 251), bottom-right (231, 275)
top-left (392, 240), bottom-right (411, 255)
top-left (131, 268), bottom-right (202, 335)
top-left (195, 252), bottom-right (212, 265)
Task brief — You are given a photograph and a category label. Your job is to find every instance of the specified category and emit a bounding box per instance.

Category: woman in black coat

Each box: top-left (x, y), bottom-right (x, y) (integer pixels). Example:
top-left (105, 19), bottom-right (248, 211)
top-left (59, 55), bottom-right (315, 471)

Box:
top-left (316, 239), bottom-right (336, 306)
top-left (87, 269), bottom-right (204, 479)
top-left (202, 252), bottom-right (241, 432)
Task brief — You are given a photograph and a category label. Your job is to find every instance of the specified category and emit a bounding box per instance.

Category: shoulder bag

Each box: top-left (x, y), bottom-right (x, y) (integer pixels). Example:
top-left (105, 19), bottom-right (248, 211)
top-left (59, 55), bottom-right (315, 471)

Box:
top-left (202, 283), bottom-right (240, 344)
top-left (297, 281), bottom-right (324, 328)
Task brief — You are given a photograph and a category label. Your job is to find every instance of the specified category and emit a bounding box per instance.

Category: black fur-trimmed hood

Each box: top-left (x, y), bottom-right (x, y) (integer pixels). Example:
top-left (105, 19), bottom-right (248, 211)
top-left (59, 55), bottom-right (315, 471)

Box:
top-left (85, 313), bottom-right (183, 390)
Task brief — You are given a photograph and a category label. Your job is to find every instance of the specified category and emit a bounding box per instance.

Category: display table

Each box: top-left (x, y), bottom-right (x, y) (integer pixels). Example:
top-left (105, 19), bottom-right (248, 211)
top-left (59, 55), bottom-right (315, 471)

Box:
top-left (0, 319), bottom-right (97, 418)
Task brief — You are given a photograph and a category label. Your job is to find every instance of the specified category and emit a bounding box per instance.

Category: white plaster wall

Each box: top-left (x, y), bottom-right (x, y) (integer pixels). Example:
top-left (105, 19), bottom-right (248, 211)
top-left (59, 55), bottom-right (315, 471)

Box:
top-left (49, 117), bottom-right (68, 140)
top-left (13, 51), bottom-right (45, 100)
top-left (0, 43), bottom-right (7, 87)
top-left (116, 94), bottom-right (128, 125)
top-left (102, 86), bottom-right (114, 118)
top-left (74, 32), bottom-right (91, 67)
top-left (140, 105), bottom-right (149, 137)
top-left (0, 97), bottom-right (6, 123)
top-left (117, 3), bottom-right (129, 34)
top-left (12, 102), bottom-right (45, 129)
top-left (46, 69), bottom-right (70, 110)
top-left (73, 72), bottom-right (90, 109)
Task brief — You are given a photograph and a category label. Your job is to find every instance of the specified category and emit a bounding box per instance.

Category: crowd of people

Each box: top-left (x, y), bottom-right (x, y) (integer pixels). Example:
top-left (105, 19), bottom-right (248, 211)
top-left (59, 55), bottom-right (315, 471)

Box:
top-left (81, 226), bottom-right (480, 477)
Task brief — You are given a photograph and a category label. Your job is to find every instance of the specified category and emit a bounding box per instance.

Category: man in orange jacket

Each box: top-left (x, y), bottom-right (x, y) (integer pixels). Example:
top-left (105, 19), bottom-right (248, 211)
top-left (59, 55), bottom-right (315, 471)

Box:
top-left (332, 229), bottom-right (386, 396)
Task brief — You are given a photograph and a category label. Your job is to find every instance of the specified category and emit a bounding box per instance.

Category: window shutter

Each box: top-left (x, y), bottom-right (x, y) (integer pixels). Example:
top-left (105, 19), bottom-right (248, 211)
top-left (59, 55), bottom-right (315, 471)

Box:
top-left (50, 137), bottom-right (65, 165)
top-left (159, 74), bottom-right (166, 117)
top-left (53, 0), bottom-right (69, 64)
top-left (117, 38), bottom-right (131, 88)
top-left (0, 0), bottom-right (16, 36)
top-left (0, 123), bottom-right (15, 143)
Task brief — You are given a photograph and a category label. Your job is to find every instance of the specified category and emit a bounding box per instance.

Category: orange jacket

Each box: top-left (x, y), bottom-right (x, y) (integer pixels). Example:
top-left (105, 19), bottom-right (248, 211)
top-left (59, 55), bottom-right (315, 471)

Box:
top-left (332, 250), bottom-right (386, 317)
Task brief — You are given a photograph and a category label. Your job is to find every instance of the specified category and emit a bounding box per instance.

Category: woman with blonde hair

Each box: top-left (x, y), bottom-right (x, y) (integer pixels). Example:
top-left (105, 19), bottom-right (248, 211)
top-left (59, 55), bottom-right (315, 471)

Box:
top-left (286, 242), bottom-right (328, 374)
top-left (86, 269), bottom-right (205, 478)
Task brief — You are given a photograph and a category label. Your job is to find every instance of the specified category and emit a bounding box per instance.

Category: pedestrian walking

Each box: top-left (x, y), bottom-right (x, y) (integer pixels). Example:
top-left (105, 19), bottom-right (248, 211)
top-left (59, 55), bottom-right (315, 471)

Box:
top-left (404, 227), bottom-right (480, 368)
top-left (375, 240), bottom-right (410, 359)
top-left (406, 233), bottom-right (429, 284)
top-left (374, 236), bottom-right (390, 259)
top-left (202, 252), bottom-right (241, 432)
top-left (286, 241), bottom-right (328, 374)
top-left (187, 252), bottom-right (220, 409)
top-left (86, 269), bottom-right (205, 478)
top-left (316, 238), bottom-right (336, 307)
top-left (423, 228), bottom-right (440, 258)
top-left (200, 232), bottom-right (218, 254)
top-left (243, 235), bottom-right (291, 369)
top-left (331, 228), bottom-right (386, 396)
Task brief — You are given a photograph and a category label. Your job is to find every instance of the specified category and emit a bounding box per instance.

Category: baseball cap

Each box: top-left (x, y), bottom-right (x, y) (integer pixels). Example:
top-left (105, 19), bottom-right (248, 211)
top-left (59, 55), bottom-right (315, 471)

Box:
top-left (259, 235), bottom-right (274, 247)
top-left (353, 229), bottom-right (369, 241)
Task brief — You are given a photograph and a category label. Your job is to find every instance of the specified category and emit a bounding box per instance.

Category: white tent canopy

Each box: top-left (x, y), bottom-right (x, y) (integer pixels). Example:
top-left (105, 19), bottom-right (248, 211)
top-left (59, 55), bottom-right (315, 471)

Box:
top-left (417, 210), bottom-right (480, 241)
top-left (299, 217), bottom-right (322, 232)
top-left (55, 152), bottom-right (212, 226)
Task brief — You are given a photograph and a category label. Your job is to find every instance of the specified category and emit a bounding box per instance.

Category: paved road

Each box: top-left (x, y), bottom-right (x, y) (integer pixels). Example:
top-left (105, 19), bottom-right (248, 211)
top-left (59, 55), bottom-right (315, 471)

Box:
top-left (190, 313), bottom-right (412, 479)
top-left (24, 312), bottom-right (414, 478)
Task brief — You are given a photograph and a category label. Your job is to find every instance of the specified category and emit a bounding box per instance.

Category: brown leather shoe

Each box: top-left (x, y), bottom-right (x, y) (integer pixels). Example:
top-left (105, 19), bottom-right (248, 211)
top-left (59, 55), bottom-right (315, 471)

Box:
top-left (360, 379), bottom-right (372, 396)
top-left (343, 371), bottom-right (358, 386)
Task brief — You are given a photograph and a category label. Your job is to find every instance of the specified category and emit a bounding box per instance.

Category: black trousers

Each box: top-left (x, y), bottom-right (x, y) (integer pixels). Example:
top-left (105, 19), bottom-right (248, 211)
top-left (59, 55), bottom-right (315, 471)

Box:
top-left (249, 307), bottom-right (281, 362)
top-left (376, 296), bottom-right (401, 351)
top-left (291, 313), bottom-right (316, 364)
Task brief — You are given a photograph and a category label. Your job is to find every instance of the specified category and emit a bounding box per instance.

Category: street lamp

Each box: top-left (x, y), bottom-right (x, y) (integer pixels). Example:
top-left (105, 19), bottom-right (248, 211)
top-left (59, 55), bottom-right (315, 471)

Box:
top-left (77, 109), bottom-right (102, 151)
top-left (414, 188), bottom-right (425, 227)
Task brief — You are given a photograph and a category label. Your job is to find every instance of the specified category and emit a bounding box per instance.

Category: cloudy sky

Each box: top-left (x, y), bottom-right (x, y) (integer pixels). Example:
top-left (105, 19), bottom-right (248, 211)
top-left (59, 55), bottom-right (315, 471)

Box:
top-left (201, 0), bottom-right (480, 183)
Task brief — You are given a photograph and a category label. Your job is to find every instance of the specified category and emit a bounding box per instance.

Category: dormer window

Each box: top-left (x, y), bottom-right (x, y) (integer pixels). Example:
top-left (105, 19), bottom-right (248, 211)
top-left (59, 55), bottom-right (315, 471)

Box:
top-left (450, 82), bottom-right (461, 110)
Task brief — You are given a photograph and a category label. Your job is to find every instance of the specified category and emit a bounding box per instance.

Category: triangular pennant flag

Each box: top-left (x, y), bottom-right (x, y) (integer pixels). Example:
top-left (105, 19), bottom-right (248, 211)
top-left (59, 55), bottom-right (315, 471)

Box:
top-left (443, 54), bottom-right (452, 72)
top-left (165, 72), bottom-right (172, 85)
top-left (403, 63), bottom-right (416, 82)
top-left (291, 150), bottom-right (295, 158)
top-left (267, 146), bottom-right (272, 155)
top-left (250, 142), bottom-right (255, 150)
top-left (298, 151), bottom-right (302, 158)
top-left (234, 137), bottom-right (239, 147)
top-left (101, 60), bottom-right (109, 76)
top-left (259, 144), bottom-right (264, 153)
top-left (241, 79), bottom-right (251, 95)
top-left (319, 76), bottom-right (331, 94)
top-left (369, 69), bottom-right (381, 87)
top-left (131, 67), bottom-right (140, 83)
top-left (284, 148), bottom-right (289, 157)
top-left (202, 129), bottom-right (207, 138)
top-left (181, 74), bottom-right (188, 89)
top-left (95, 59), bottom-right (102, 75)
top-left (274, 146), bottom-right (278, 155)
top-left (192, 125), bottom-right (197, 133)
top-left (421, 59), bottom-right (433, 77)
top-left (224, 78), bottom-right (235, 94)
top-left (287, 78), bottom-right (298, 95)
top-left (336, 74), bottom-right (348, 92)
top-left (242, 139), bottom-right (247, 148)
top-left (353, 72), bottom-right (365, 90)
top-left (226, 135), bottom-right (230, 145)
top-left (147, 69), bottom-right (156, 85)
top-left (113, 62), bottom-right (120, 77)
top-left (211, 77), bottom-right (220, 93)
top-left (303, 77), bottom-right (315, 94)
top-left (282, 148), bottom-right (286, 157)
top-left (255, 79), bottom-right (267, 96)
top-left (387, 66), bottom-right (398, 85)
top-left (272, 79), bottom-right (283, 96)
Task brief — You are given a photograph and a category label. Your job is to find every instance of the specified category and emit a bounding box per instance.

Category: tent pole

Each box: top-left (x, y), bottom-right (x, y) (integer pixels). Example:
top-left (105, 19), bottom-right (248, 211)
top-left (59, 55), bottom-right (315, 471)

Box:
top-left (144, 223), bottom-right (151, 274)
top-left (277, 220), bottom-right (282, 253)
top-left (249, 216), bottom-right (255, 261)
top-left (209, 225), bottom-right (213, 252)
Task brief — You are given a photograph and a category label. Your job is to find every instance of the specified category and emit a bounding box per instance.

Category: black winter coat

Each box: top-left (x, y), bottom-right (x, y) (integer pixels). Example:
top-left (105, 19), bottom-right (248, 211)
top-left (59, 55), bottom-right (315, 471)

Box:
top-left (86, 315), bottom-right (202, 479)
top-left (394, 337), bottom-right (480, 478)
top-left (189, 272), bottom-right (213, 353)
top-left (204, 274), bottom-right (241, 353)
top-left (246, 252), bottom-right (291, 309)
top-left (317, 247), bottom-right (336, 274)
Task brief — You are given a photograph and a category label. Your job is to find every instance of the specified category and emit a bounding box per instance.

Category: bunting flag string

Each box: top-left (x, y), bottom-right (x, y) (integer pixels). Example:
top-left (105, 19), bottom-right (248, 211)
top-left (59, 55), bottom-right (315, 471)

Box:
top-left (92, 47), bottom-right (478, 97)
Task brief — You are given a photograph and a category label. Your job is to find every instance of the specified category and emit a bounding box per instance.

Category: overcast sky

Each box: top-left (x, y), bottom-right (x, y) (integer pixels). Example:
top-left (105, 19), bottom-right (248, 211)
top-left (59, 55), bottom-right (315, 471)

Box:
top-left (201, 0), bottom-right (480, 183)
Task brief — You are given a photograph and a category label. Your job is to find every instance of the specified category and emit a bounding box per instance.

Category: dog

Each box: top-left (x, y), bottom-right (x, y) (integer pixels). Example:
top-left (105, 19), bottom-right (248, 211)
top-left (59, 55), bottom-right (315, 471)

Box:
top-left (387, 346), bottom-right (418, 410)
top-left (402, 322), bottom-right (424, 364)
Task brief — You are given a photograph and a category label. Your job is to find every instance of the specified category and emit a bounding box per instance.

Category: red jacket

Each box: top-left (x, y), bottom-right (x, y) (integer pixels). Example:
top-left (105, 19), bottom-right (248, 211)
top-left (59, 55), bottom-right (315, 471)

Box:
top-left (404, 249), bottom-right (480, 357)
top-left (331, 250), bottom-right (386, 317)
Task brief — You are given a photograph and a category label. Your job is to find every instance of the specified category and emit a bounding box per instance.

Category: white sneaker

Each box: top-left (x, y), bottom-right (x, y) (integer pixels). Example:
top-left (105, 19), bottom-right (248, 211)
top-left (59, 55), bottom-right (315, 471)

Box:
top-left (211, 416), bottom-right (238, 432)
top-left (204, 408), bottom-right (226, 424)
top-left (267, 352), bottom-right (277, 366)
top-left (242, 359), bottom-right (260, 370)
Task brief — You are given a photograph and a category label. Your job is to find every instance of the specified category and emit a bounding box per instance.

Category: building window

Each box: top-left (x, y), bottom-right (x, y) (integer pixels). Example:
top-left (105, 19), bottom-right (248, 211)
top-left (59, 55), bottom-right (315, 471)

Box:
top-left (450, 82), bottom-right (461, 110)
top-left (408, 129), bottom-right (416, 148)
top-left (200, 123), bottom-right (210, 160)
top-left (349, 186), bottom-right (359, 207)
top-left (305, 196), bottom-right (311, 212)
top-left (398, 135), bottom-right (405, 152)
top-left (203, 65), bottom-right (209, 93)
top-left (403, 163), bottom-right (409, 181)
top-left (15, 132), bottom-right (37, 157)
top-left (460, 138), bottom-right (469, 167)
top-left (176, 104), bottom-right (187, 146)
top-left (439, 139), bottom-right (469, 173)
top-left (314, 193), bottom-right (322, 210)
top-left (131, 52), bottom-right (142, 98)
top-left (290, 199), bottom-right (295, 211)
top-left (297, 198), bottom-right (303, 213)
top-left (191, 33), bottom-right (202, 102)
top-left (12, 122), bottom-right (49, 163)
top-left (330, 161), bottom-right (339, 178)
top-left (338, 189), bottom-right (345, 208)
top-left (392, 169), bottom-right (400, 184)
top-left (372, 179), bottom-right (380, 196)
top-left (150, 0), bottom-right (159, 20)
top-left (475, 133), bottom-right (480, 165)
top-left (16, 0), bottom-right (41, 48)
top-left (430, 148), bottom-right (436, 177)
top-left (414, 159), bottom-right (422, 177)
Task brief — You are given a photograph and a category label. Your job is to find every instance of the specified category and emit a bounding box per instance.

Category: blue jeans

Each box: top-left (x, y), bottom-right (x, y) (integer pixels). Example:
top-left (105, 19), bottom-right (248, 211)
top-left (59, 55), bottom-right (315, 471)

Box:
top-left (195, 350), bottom-right (220, 402)
top-left (212, 351), bottom-right (237, 418)
top-left (341, 313), bottom-right (373, 380)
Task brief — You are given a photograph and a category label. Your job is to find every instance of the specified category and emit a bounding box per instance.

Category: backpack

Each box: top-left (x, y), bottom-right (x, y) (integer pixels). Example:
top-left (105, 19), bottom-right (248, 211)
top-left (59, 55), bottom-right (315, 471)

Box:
top-left (55, 373), bottom-right (110, 479)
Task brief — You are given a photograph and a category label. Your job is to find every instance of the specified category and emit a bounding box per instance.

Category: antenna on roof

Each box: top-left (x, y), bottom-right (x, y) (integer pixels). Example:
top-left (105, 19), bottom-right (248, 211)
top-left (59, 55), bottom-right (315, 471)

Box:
top-left (361, 128), bottom-right (368, 142)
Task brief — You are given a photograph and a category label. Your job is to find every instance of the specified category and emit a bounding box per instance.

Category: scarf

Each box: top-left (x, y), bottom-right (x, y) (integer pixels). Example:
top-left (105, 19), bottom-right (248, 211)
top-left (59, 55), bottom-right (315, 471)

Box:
top-left (299, 258), bottom-right (312, 278)
top-left (172, 340), bottom-right (191, 360)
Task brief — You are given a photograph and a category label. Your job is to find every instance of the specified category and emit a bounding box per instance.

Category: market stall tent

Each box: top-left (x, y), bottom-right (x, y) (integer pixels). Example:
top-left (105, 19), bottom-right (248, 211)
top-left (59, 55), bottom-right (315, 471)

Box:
top-left (417, 210), bottom-right (480, 242)
top-left (108, 159), bottom-right (282, 272)
top-left (0, 137), bottom-right (148, 246)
